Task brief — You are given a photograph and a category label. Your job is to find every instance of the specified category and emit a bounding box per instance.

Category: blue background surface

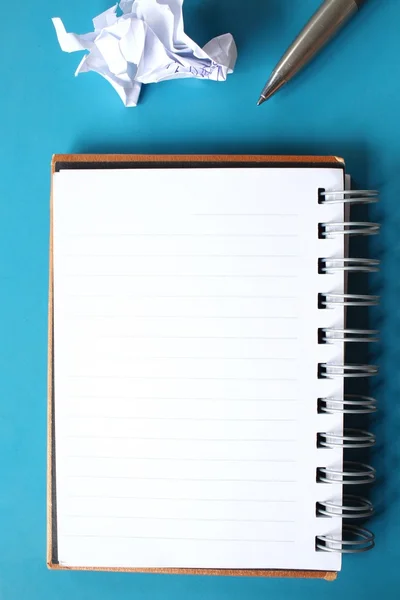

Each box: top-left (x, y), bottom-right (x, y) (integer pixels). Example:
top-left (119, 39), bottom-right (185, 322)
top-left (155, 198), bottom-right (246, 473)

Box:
top-left (1, 0), bottom-right (399, 597)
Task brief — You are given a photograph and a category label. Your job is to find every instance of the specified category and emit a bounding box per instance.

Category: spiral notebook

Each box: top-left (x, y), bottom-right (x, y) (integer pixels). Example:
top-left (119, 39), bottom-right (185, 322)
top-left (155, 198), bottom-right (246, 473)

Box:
top-left (48, 155), bottom-right (377, 578)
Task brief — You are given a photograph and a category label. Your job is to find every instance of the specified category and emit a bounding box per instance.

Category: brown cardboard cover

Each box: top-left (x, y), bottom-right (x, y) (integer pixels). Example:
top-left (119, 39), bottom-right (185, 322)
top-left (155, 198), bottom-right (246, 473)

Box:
top-left (48, 154), bottom-right (344, 579)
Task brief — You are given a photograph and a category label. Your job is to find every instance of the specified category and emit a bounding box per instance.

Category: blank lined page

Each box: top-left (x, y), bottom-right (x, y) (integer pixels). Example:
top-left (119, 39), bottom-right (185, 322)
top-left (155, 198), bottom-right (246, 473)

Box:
top-left (52, 166), bottom-right (345, 571)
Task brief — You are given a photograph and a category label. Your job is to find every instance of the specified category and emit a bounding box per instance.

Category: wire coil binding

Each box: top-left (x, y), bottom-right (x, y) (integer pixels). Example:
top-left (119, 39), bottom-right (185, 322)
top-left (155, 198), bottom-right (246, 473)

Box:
top-left (317, 495), bottom-right (374, 519)
top-left (317, 462), bottom-right (376, 485)
top-left (318, 429), bottom-right (376, 450)
top-left (316, 526), bottom-right (375, 553)
top-left (319, 258), bottom-right (380, 273)
top-left (318, 395), bottom-right (377, 415)
top-left (320, 222), bottom-right (380, 237)
top-left (319, 293), bottom-right (380, 308)
top-left (319, 190), bottom-right (379, 205)
top-left (319, 363), bottom-right (379, 378)
top-left (320, 329), bottom-right (379, 343)
top-left (316, 188), bottom-right (378, 555)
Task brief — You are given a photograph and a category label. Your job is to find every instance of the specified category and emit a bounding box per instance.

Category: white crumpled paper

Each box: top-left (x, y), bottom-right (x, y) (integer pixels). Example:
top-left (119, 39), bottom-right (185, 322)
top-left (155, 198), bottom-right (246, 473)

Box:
top-left (52, 0), bottom-right (237, 107)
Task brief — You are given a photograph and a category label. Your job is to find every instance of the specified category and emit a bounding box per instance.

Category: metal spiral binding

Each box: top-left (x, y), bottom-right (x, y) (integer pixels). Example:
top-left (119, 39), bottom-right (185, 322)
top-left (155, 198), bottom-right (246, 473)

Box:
top-left (319, 190), bottom-right (379, 205)
top-left (319, 293), bottom-right (380, 308)
top-left (318, 395), bottom-right (377, 415)
top-left (316, 188), bottom-right (378, 555)
top-left (320, 222), bottom-right (380, 238)
top-left (320, 329), bottom-right (379, 343)
top-left (319, 363), bottom-right (378, 378)
top-left (317, 495), bottom-right (374, 519)
top-left (318, 429), bottom-right (376, 449)
top-left (317, 462), bottom-right (376, 485)
top-left (319, 258), bottom-right (380, 273)
top-left (316, 526), bottom-right (375, 554)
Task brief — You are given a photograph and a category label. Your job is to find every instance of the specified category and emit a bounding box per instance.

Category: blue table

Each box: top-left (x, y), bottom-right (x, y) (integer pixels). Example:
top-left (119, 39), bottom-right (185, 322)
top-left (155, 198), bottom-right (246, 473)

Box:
top-left (1, 1), bottom-right (399, 597)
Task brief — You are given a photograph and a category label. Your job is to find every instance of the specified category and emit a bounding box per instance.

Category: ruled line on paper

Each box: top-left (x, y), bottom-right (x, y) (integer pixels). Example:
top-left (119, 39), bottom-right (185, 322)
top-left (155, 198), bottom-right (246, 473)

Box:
top-left (98, 336), bottom-right (299, 340)
top-left (64, 274), bottom-right (299, 279)
top-left (66, 496), bottom-right (297, 503)
top-left (67, 233), bottom-right (300, 238)
top-left (64, 515), bottom-right (296, 523)
top-left (67, 476), bottom-right (297, 483)
top-left (58, 531), bottom-right (295, 544)
top-left (65, 456), bottom-right (298, 463)
top-left (64, 254), bottom-right (299, 258)
top-left (193, 213), bottom-right (300, 217)
top-left (65, 416), bottom-right (297, 422)
top-left (66, 436), bottom-right (297, 442)
top-left (66, 295), bottom-right (299, 299)
top-left (66, 396), bottom-right (299, 402)
top-left (67, 376), bottom-right (298, 382)
top-left (63, 357), bottom-right (297, 362)
top-left (66, 316), bottom-right (300, 320)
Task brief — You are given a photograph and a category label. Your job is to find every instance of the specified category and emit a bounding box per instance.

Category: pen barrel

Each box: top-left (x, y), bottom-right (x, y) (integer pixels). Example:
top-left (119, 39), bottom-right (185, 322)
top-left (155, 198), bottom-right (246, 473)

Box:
top-left (277, 0), bottom-right (359, 82)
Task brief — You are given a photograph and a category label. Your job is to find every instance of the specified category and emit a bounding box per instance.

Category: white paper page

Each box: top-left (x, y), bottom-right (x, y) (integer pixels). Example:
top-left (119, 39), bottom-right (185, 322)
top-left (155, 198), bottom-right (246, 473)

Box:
top-left (52, 166), bottom-right (345, 571)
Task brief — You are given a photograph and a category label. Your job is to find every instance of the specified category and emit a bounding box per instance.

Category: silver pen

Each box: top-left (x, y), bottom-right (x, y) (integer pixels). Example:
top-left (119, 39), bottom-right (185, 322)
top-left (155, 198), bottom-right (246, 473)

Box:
top-left (257, 0), bottom-right (366, 106)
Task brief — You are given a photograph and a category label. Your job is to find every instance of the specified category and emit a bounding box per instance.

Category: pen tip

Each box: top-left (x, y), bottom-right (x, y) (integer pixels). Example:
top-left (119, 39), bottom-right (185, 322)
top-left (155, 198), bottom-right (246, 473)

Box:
top-left (257, 73), bottom-right (285, 106)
